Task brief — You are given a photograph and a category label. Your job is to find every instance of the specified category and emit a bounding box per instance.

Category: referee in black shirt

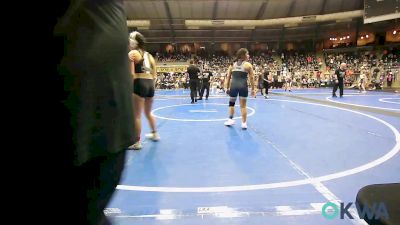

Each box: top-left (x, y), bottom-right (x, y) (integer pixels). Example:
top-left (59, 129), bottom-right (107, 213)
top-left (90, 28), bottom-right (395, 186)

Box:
top-left (333, 63), bottom-right (347, 98)
top-left (187, 60), bottom-right (200, 103)
top-left (262, 70), bottom-right (270, 98)
top-left (199, 65), bottom-right (213, 100)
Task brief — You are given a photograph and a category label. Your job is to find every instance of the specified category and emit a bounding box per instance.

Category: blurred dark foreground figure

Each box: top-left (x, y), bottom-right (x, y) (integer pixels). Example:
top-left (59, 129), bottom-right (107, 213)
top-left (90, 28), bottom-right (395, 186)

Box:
top-left (53, 0), bottom-right (134, 224)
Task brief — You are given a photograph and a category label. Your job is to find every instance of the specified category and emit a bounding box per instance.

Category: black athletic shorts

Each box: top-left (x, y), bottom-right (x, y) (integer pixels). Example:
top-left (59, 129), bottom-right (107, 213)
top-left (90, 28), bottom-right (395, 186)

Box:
top-left (133, 78), bottom-right (155, 98)
top-left (229, 86), bottom-right (248, 98)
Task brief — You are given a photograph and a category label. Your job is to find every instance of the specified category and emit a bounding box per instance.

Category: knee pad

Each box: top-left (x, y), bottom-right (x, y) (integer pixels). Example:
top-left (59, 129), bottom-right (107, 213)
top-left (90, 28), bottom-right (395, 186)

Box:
top-left (229, 101), bottom-right (235, 107)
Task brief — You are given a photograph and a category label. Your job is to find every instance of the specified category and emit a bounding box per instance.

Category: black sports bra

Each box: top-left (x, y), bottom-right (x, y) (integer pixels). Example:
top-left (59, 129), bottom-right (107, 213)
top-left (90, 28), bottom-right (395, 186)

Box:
top-left (134, 51), bottom-right (152, 74)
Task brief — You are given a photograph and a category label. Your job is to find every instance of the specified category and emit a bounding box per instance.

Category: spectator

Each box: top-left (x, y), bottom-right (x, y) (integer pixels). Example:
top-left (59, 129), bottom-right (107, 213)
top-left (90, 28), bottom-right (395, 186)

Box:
top-left (387, 71), bottom-right (393, 88)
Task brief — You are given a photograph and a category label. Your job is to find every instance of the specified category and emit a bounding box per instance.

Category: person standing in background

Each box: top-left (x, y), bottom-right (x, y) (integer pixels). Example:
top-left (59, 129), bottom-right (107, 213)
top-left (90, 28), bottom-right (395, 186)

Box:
top-left (284, 72), bottom-right (292, 92)
top-left (359, 71), bottom-right (367, 93)
top-left (273, 71), bottom-right (279, 89)
top-left (262, 69), bottom-right (271, 98)
top-left (198, 62), bottom-right (204, 97)
top-left (387, 71), bottom-right (393, 88)
top-left (333, 63), bottom-right (347, 98)
top-left (199, 65), bottom-right (213, 100)
top-left (187, 60), bottom-right (200, 103)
